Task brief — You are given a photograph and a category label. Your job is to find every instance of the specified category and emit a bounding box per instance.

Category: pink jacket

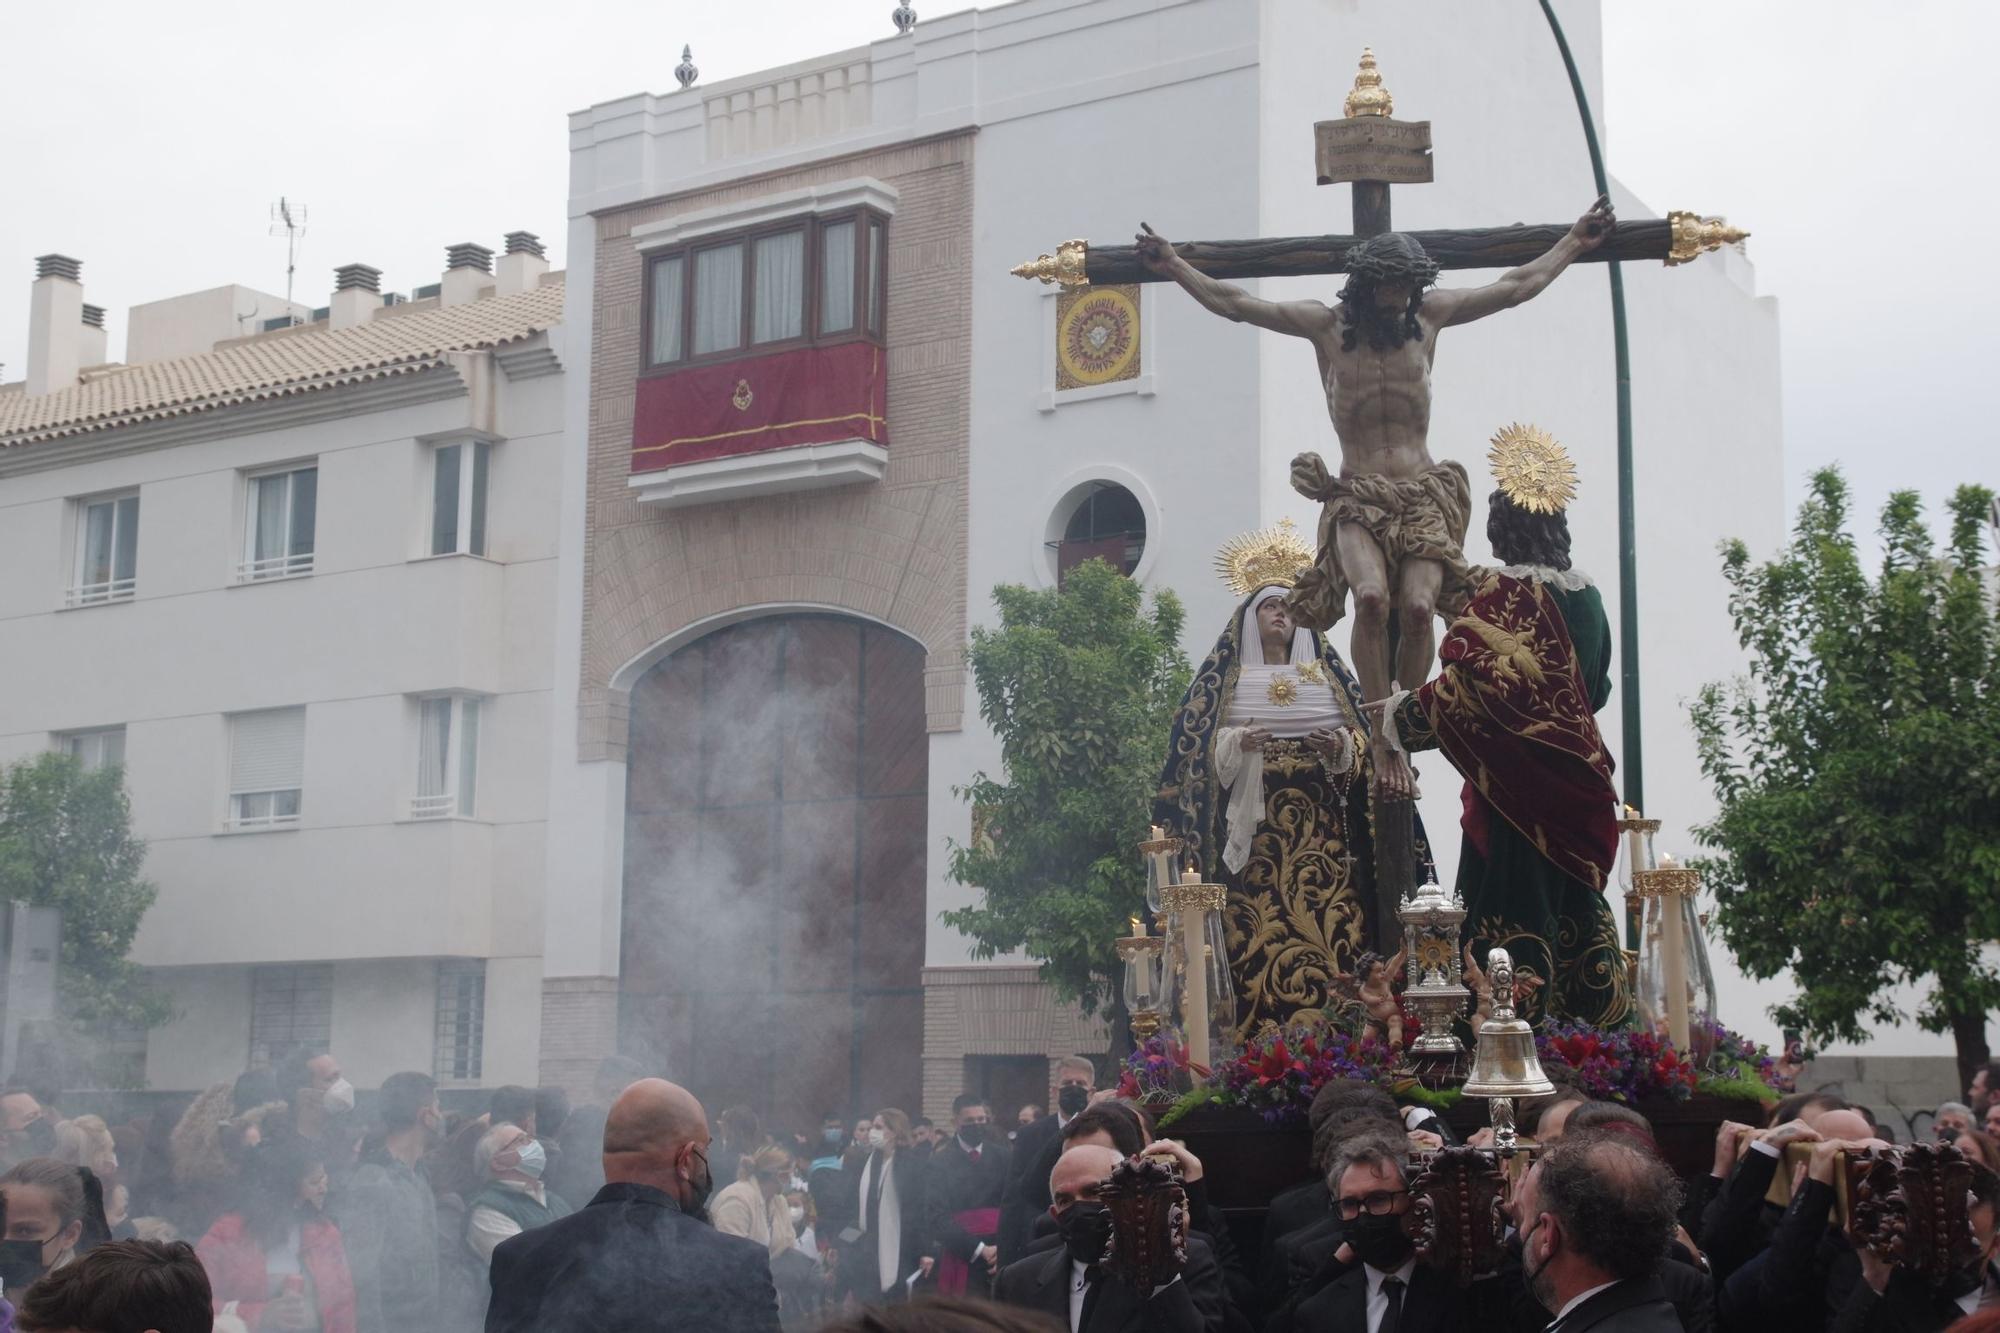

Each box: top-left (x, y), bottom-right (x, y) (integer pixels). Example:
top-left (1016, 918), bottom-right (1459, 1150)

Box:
top-left (196, 1212), bottom-right (358, 1333)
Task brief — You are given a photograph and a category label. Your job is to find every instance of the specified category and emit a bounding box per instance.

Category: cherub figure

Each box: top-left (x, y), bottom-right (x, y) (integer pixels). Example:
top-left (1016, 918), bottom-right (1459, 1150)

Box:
top-left (1463, 945), bottom-right (1545, 1036)
top-left (1339, 944), bottom-right (1410, 1049)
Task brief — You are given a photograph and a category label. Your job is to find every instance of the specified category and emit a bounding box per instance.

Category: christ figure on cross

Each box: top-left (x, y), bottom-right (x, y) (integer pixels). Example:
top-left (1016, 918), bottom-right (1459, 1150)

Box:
top-left (1134, 195), bottom-right (1614, 731)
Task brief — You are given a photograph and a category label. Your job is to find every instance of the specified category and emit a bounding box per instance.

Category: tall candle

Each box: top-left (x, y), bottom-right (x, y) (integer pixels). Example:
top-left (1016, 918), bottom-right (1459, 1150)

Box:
top-left (1179, 866), bottom-right (1210, 1069)
top-left (1660, 853), bottom-right (1690, 1051)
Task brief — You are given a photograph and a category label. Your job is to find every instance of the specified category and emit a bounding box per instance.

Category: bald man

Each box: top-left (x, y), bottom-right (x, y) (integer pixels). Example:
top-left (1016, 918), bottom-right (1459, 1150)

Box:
top-left (484, 1078), bottom-right (780, 1333)
top-left (993, 1144), bottom-right (1226, 1333)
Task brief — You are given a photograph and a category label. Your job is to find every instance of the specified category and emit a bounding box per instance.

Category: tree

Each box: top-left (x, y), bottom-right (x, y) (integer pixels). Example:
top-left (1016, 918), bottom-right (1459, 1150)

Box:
top-left (0, 752), bottom-right (171, 1083)
top-left (943, 560), bottom-right (1192, 1045)
top-left (1691, 469), bottom-right (2000, 1090)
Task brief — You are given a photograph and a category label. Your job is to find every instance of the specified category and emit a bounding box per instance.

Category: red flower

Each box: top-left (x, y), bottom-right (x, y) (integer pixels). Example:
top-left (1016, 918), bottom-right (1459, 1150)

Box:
top-left (1256, 1040), bottom-right (1293, 1084)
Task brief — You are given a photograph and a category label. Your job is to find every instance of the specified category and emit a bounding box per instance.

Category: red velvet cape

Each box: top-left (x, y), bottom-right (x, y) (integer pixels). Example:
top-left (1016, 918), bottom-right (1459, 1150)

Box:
top-left (1410, 574), bottom-right (1619, 889)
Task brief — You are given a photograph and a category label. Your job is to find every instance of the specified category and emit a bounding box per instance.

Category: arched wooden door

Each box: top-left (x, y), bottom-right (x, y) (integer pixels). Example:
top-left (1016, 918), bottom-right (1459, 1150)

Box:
top-left (620, 616), bottom-right (927, 1128)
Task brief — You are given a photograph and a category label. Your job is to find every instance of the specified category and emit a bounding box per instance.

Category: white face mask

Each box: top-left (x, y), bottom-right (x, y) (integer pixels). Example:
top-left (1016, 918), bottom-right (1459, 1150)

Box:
top-left (513, 1139), bottom-right (548, 1179)
top-left (789, 1205), bottom-right (806, 1228)
top-left (323, 1078), bottom-right (356, 1113)
top-left (867, 1127), bottom-right (888, 1149)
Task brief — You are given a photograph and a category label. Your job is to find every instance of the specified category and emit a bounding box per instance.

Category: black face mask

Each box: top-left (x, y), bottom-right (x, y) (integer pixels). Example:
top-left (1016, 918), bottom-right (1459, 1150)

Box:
top-left (1346, 1212), bottom-right (1414, 1270)
top-left (959, 1123), bottom-right (987, 1149)
top-left (684, 1147), bottom-right (715, 1218)
top-left (1058, 1202), bottom-right (1114, 1267)
top-left (1058, 1084), bottom-right (1091, 1118)
top-left (23, 1118), bottom-right (55, 1155)
top-left (0, 1239), bottom-right (46, 1294)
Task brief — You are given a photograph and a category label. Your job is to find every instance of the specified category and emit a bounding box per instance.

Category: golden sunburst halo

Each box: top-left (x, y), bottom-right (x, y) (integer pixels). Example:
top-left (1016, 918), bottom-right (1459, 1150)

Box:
top-left (1488, 423), bottom-right (1578, 515)
top-left (1215, 517), bottom-right (1317, 596)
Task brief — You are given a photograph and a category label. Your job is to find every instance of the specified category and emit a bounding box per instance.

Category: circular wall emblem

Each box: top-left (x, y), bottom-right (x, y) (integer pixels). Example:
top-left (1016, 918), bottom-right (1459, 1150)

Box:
top-left (1057, 287), bottom-right (1140, 388)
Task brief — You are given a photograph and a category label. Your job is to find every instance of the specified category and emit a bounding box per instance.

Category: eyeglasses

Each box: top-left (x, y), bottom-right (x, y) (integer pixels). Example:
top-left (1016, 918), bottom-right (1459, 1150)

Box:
top-left (1335, 1189), bottom-right (1409, 1220)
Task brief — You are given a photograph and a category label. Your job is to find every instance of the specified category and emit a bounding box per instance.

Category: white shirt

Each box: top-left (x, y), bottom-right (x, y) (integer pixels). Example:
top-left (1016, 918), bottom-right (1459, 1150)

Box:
top-left (1365, 1257), bottom-right (1417, 1333)
top-left (1549, 1280), bottom-right (1618, 1330)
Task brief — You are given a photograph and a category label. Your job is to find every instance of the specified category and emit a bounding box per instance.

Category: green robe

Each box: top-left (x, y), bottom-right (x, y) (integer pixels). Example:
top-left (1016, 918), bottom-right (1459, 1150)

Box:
top-left (1396, 578), bottom-right (1633, 1029)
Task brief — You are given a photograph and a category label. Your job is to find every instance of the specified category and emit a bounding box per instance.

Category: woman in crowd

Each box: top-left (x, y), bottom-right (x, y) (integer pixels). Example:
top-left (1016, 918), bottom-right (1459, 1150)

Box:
top-left (711, 1144), bottom-right (798, 1260)
top-left (51, 1117), bottom-right (118, 1182)
top-left (195, 1136), bottom-right (355, 1333)
top-left (842, 1109), bottom-right (933, 1305)
top-left (0, 1159), bottom-right (90, 1285)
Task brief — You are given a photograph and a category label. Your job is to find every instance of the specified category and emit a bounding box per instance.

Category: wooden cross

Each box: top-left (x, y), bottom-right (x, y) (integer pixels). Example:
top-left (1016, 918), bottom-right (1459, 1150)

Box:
top-left (1015, 50), bottom-right (1745, 953)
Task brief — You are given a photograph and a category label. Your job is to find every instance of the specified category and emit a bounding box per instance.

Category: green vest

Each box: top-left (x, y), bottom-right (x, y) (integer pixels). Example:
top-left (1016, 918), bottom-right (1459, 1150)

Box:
top-left (467, 1181), bottom-right (573, 1238)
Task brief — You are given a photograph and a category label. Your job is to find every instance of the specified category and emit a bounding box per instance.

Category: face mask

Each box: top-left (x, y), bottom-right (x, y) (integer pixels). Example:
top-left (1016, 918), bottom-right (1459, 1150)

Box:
top-left (822, 1128), bottom-right (844, 1149)
top-left (1058, 1084), bottom-right (1091, 1118)
top-left (513, 1139), bottom-right (548, 1179)
top-left (1345, 1211), bottom-right (1414, 1270)
top-left (684, 1147), bottom-right (714, 1216)
top-left (23, 1118), bottom-right (55, 1155)
top-left (867, 1128), bottom-right (888, 1150)
top-left (1522, 1216), bottom-right (1556, 1309)
top-left (789, 1205), bottom-right (807, 1228)
top-left (323, 1078), bottom-right (356, 1114)
top-left (0, 1239), bottom-right (45, 1295)
top-left (959, 1123), bottom-right (987, 1149)
top-left (1058, 1202), bottom-right (1114, 1267)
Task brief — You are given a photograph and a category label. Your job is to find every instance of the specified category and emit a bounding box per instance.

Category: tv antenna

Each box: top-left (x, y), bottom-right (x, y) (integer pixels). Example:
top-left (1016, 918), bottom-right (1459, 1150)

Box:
top-left (269, 198), bottom-right (308, 307)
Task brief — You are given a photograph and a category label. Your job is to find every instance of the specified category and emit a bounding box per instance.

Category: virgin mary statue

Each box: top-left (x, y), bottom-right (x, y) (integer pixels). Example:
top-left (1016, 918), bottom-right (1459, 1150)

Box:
top-left (1154, 521), bottom-right (1395, 1041)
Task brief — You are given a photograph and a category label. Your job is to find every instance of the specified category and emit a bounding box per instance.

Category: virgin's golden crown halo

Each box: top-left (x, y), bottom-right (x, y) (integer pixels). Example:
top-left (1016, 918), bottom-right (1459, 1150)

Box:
top-left (1488, 423), bottom-right (1579, 515)
top-left (1215, 517), bottom-right (1316, 596)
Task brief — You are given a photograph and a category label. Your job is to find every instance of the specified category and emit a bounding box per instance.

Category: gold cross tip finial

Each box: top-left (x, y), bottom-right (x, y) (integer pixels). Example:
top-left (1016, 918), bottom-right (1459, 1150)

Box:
top-left (1215, 516), bottom-right (1317, 596)
top-left (1344, 47), bottom-right (1393, 118)
top-left (1489, 424), bottom-right (1578, 515)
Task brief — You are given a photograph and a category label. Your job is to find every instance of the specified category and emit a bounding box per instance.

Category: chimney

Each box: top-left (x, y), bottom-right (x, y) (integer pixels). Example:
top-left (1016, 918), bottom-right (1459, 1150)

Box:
top-left (26, 254), bottom-right (84, 397)
top-left (440, 243), bottom-right (493, 307)
top-left (495, 232), bottom-right (549, 296)
top-left (330, 264), bottom-right (382, 330)
top-left (79, 303), bottom-right (108, 368)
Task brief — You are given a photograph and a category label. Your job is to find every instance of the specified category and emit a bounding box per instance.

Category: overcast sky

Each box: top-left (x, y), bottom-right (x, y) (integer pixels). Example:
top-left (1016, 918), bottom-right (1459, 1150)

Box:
top-left (2, 0), bottom-right (1992, 553)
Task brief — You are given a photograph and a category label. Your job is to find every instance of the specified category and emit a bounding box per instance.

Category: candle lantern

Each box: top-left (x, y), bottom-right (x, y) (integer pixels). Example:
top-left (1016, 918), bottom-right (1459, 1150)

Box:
top-left (1461, 947), bottom-right (1554, 1155)
top-left (1139, 826), bottom-right (1183, 916)
top-left (1160, 866), bottom-right (1230, 1069)
top-left (1634, 855), bottom-right (1718, 1064)
top-left (1616, 807), bottom-right (1661, 939)
top-left (1116, 925), bottom-right (1171, 1044)
top-left (1396, 874), bottom-right (1471, 1083)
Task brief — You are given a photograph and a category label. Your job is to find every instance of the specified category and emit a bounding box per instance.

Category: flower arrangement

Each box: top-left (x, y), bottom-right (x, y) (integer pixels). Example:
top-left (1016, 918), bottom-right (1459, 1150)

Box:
top-left (1119, 1016), bottom-right (1786, 1125)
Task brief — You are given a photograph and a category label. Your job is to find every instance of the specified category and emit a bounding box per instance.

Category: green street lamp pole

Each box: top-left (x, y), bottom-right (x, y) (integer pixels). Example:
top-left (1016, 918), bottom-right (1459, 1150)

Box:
top-left (1540, 0), bottom-right (1642, 949)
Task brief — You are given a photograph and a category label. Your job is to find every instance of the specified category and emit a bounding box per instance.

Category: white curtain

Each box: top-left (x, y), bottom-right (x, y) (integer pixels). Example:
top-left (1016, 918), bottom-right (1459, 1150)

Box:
top-left (694, 244), bottom-right (744, 354)
top-left (819, 221), bottom-right (855, 334)
top-left (252, 474), bottom-right (288, 565)
top-left (754, 230), bottom-right (805, 343)
top-left (418, 698), bottom-right (452, 798)
top-left (80, 501), bottom-right (114, 586)
top-left (650, 256), bottom-right (685, 363)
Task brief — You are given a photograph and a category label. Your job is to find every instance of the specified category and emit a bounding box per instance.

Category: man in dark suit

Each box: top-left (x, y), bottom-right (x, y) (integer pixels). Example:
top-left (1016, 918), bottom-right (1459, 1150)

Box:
top-left (995, 1143), bottom-right (1225, 1333)
top-left (999, 1056), bottom-right (1098, 1265)
top-left (1282, 1127), bottom-right (1509, 1333)
top-left (485, 1077), bottom-right (780, 1333)
top-left (928, 1094), bottom-right (1013, 1294)
top-left (1514, 1130), bottom-right (1686, 1332)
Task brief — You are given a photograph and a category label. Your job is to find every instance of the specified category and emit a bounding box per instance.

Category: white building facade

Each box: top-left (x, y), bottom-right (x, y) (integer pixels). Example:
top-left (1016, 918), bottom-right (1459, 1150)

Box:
top-left (0, 240), bottom-right (566, 1094)
top-left (550, 0), bottom-right (1819, 1128)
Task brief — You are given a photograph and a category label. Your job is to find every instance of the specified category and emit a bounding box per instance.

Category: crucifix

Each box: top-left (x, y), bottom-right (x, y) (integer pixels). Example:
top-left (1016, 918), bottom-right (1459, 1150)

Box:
top-left (1017, 49), bottom-right (1745, 953)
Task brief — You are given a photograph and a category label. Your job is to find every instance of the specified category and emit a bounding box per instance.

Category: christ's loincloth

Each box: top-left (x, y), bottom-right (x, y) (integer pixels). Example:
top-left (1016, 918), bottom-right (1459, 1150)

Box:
top-left (1287, 455), bottom-right (1474, 631)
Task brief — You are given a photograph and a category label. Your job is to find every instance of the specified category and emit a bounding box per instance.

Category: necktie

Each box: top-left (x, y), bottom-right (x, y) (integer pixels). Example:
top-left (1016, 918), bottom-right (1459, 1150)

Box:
top-left (970, 1147), bottom-right (981, 1162)
top-left (1078, 1267), bottom-right (1103, 1332)
top-left (1379, 1274), bottom-right (1405, 1333)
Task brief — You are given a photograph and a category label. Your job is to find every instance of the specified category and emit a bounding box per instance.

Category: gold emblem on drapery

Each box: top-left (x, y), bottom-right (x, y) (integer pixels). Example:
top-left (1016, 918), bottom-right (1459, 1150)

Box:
top-left (731, 379), bottom-right (754, 412)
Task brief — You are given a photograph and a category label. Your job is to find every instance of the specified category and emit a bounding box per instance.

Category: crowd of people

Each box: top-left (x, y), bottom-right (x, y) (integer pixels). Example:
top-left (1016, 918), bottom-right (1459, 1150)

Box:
top-left (5, 1054), bottom-right (2000, 1332)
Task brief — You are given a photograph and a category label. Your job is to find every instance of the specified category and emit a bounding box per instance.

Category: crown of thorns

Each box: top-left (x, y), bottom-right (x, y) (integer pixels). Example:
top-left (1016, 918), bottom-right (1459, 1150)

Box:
top-left (1342, 233), bottom-right (1440, 288)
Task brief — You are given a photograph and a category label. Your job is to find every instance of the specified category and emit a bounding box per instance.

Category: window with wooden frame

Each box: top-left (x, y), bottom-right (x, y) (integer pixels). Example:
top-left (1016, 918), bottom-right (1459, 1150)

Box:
top-left (642, 210), bottom-right (888, 372)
